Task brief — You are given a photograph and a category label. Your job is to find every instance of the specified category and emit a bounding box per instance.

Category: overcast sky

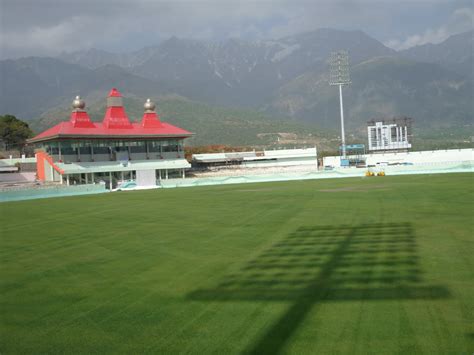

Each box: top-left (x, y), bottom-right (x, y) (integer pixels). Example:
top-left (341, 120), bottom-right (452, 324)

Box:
top-left (0, 0), bottom-right (472, 59)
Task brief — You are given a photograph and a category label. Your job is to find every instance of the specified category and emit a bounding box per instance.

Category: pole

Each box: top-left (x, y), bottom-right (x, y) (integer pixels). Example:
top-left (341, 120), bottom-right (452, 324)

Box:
top-left (339, 84), bottom-right (346, 158)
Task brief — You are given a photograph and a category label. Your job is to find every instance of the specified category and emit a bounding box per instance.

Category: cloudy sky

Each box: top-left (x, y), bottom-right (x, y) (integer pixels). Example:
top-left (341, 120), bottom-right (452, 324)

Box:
top-left (0, 0), bottom-right (472, 59)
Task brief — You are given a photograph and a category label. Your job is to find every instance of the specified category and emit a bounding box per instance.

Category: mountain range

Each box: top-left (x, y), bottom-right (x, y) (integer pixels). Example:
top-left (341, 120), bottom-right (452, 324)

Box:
top-left (32, 95), bottom-right (334, 148)
top-left (400, 30), bottom-right (473, 78)
top-left (0, 28), bottom-right (472, 145)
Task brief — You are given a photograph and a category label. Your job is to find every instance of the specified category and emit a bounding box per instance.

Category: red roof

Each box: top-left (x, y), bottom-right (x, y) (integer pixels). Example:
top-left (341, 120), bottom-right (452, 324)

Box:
top-left (103, 106), bottom-right (134, 129)
top-left (30, 121), bottom-right (192, 142)
top-left (108, 88), bottom-right (122, 97)
top-left (29, 88), bottom-right (193, 143)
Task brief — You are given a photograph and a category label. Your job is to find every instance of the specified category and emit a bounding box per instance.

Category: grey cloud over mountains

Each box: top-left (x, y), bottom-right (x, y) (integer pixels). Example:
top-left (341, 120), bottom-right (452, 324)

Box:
top-left (1, 0), bottom-right (472, 58)
top-left (385, 6), bottom-right (474, 50)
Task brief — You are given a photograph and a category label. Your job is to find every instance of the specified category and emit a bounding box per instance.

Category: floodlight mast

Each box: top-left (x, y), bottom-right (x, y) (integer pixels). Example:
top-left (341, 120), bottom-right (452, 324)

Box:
top-left (329, 50), bottom-right (351, 159)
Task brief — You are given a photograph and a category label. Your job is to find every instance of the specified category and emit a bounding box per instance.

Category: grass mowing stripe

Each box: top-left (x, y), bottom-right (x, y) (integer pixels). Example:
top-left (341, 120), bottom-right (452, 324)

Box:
top-left (0, 173), bottom-right (472, 353)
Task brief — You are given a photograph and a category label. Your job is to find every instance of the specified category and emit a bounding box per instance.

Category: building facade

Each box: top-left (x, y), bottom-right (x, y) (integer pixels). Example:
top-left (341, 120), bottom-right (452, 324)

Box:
top-left (367, 118), bottom-right (412, 152)
top-left (29, 88), bottom-right (193, 189)
top-left (192, 148), bottom-right (318, 169)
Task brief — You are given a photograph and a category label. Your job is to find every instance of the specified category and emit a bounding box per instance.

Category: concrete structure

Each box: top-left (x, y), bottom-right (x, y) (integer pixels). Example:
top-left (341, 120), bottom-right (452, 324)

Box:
top-left (323, 148), bottom-right (473, 168)
top-left (0, 157), bottom-right (36, 173)
top-left (192, 148), bottom-right (317, 169)
top-left (367, 118), bottom-right (412, 152)
top-left (28, 89), bottom-right (193, 189)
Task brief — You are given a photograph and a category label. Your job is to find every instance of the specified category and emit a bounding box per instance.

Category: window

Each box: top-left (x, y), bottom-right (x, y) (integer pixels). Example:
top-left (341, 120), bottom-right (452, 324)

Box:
top-left (391, 126), bottom-right (397, 141)
top-left (149, 141), bottom-right (161, 152)
top-left (130, 141), bottom-right (146, 153)
top-left (62, 147), bottom-right (76, 155)
top-left (162, 140), bottom-right (178, 152)
top-left (94, 146), bottom-right (110, 154)
top-left (163, 144), bottom-right (178, 152)
top-left (79, 146), bottom-right (90, 154)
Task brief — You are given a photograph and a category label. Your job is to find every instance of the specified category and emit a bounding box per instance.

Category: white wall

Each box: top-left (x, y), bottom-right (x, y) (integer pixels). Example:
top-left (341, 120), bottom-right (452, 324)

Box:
top-left (366, 149), bottom-right (472, 165)
top-left (323, 148), bottom-right (473, 168)
top-left (323, 156), bottom-right (341, 167)
top-left (263, 147), bottom-right (317, 159)
top-left (136, 169), bottom-right (157, 187)
top-left (0, 172), bottom-right (36, 183)
top-left (193, 148), bottom-right (317, 162)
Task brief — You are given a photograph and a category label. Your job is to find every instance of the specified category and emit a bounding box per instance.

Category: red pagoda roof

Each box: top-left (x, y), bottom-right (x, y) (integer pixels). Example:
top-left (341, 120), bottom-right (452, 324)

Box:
top-left (108, 88), bottom-right (122, 97)
top-left (29, 88), bottom-right (193, 143)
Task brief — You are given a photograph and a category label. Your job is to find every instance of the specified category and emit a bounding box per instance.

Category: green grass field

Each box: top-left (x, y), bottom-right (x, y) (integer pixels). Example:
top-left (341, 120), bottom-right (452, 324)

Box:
top-left (1, 173), bottom-right (473, 354)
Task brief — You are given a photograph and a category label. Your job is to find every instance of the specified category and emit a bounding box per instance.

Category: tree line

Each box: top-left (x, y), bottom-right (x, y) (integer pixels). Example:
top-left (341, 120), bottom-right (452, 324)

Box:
top-left (0, 115), bottom-right (34, 153)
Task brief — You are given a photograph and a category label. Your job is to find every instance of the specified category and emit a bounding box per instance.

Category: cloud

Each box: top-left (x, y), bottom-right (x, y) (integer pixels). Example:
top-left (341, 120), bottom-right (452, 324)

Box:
top-left (385, 6), bottom-right (474, 50)
top-left (0, 0), bottom-right (291, 57)
top-left (0, 0), bottom-right (471, 58)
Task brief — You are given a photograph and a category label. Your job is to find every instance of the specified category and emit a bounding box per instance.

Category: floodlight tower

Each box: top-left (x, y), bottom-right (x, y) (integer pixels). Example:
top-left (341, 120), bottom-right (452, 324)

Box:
top-left (329, 50), bottom-right (351, 159)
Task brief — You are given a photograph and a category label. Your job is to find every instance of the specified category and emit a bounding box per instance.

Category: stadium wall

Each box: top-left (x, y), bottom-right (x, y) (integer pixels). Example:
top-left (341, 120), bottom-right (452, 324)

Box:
top-left (161, 161), bottom-right (473, 189)
top-left (0, 184), bottom-right (107, 202)
top-left (193, 148), bottom-right (317, 169)
top-left (323, 148), bottom-right (473, 167)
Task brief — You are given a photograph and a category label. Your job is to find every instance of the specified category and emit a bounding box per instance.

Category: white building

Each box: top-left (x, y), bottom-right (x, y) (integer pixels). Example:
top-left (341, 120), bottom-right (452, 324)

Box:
top-left (192, 148), bottom-right (318, 169)
top-left (368, 119), bottom-right (412, 152)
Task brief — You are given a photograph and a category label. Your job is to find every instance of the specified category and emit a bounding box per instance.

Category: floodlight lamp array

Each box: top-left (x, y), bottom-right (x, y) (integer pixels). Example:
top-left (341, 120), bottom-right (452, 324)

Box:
top-left (329, 50), bottom-right (351, 86)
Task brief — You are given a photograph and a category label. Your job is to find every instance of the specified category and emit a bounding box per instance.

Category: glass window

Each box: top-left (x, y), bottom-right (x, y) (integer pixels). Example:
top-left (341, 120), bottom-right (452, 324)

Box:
top-left (163, 140), bottom-right (178, 152)
top-left (60, 141), bottom-right (72, 149)
top-left (115, 146), bottom-right (128, 152)
top-left (94, 146), bottom-right (110, 154)
top-left (131, 145), bottom-right (146, 153)
top-left (79, 146), bottom-right (91, 154)
top-left (149, 141), bottom-right (161, 152)
top-left (62, 147), bottom-right (76, 155)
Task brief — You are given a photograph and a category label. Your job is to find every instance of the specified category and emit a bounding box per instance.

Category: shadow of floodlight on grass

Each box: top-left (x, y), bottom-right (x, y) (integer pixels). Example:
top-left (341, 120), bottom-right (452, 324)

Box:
top-left (188, 223), bottom-right (450, 354)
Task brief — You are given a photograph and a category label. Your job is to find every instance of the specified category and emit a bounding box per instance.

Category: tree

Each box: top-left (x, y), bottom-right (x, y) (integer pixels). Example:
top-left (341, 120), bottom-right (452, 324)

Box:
top-left (0, 115), bottom-right (34, 151)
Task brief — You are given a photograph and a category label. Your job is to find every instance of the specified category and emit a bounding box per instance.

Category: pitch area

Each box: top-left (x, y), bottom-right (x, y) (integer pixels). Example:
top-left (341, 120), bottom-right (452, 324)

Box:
top-left (1, 173), bottom-right (473, 353)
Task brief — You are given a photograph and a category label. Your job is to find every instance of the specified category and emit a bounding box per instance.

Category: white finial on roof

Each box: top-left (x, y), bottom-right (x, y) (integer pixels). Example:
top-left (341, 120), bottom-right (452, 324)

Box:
top-left (72, 95), bottom-right (86, 110)
top-left (144, 98), bottom-right (156, 112)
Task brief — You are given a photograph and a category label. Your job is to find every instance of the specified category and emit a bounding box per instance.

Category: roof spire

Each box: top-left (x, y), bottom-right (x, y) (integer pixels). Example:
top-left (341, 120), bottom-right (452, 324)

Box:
top-left (103, 88), bottom-right (132, 128)
top-left (70, 95), bottom-right (94, 128)
top-left (144, 98), bottom-right (156, 112)
top-left (72, 95), bottom-right (86, 111)
top-left (108, 88), bottom-right (122, 97)
top-left (141, 98), bottom-right (161, 128)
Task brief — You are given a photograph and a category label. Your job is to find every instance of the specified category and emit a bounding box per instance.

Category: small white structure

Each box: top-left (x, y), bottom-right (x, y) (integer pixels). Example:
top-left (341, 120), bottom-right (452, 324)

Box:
top-left (368, 119), bottom-right (412, 152)
top-left (193, 148), bottom-right (318, 169)
top-left (323, 148), bottom-right (473, 168)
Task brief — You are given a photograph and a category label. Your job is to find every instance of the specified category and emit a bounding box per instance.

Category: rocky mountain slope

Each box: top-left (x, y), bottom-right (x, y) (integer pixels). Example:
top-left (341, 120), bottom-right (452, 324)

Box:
top-left (1, 28), bottom-right (472, 144)
top-left (399, 30), bottom-right (473, 77)
top-left (58, 29), bottom-right (395, 107)
top-left (32, 95), bottom-right (332, 147)
top-left (270, 56), bottom-right (472, 130)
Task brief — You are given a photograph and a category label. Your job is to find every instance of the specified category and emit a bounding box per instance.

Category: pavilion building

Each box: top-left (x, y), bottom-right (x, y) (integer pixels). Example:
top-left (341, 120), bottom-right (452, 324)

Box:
top-left (28, 88), bottom-right (193, 189)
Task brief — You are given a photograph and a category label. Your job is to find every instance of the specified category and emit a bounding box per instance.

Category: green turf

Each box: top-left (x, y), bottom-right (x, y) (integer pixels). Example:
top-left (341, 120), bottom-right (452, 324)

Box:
top-left (1, 173), bottom-right (473, 354)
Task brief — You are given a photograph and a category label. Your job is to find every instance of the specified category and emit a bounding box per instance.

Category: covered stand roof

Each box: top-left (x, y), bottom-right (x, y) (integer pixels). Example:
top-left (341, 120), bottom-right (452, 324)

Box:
top-left (29, 88), bottom-right (193, 143)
